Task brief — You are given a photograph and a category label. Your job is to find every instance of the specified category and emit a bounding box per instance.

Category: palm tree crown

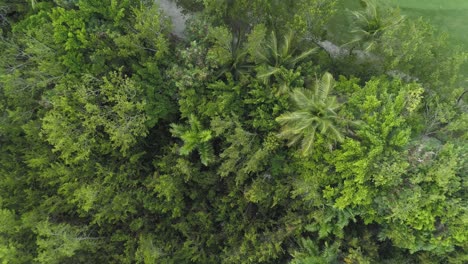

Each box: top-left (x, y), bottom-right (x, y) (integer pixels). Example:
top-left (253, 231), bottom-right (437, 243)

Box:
top-left (347, 0), bottom-right (404, 51)
top-left (276, 72), bottom-right (344, 155)
top-left (254, 31), bottom-right (317, 85)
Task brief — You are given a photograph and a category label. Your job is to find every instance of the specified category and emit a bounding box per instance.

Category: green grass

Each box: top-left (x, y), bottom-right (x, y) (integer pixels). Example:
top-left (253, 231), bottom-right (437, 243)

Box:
top-left (328, 0), bottom-right (468, 48)
top-left (326, 0), bottom-right (468, 77)
top-left (394, 0), bottom-right (468, 49)
top-left (394, 0), bottom-right (468, 76)
top-left (394, 0), bottom-right (468, 10)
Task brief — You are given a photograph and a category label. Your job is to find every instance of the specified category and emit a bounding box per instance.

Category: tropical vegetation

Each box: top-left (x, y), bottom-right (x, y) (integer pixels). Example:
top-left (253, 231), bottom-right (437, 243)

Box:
top-left (0, 0), bottom-right (466, 263)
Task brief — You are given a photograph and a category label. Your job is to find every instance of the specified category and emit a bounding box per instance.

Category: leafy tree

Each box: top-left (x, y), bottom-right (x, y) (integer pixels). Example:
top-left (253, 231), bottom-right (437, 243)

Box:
top-left (41, 71), bottom-right (149, 162)
top-left (378, 17), bottom-right (467, 91)
top-left (290, 239), bottom-right (340, 264)
top-left (34, 220), bottom-right (99, 264)
top-left (292, 76), bottom-right (466, 262)
top-left (0, 0), bottom-right (466, 263)
top-left (201, 0), bottom-right (336, 38)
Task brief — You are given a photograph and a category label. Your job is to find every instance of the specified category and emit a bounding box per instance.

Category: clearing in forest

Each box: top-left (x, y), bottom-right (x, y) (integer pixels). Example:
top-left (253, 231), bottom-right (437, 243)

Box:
top-left (395, 0), bottom-right (468, 48)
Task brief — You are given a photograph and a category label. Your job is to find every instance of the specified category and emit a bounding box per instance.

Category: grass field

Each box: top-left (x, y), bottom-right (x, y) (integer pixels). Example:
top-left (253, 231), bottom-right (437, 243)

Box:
top-left (328, 0), bottom-right (468, 48)
top-left (394, 0), bottom-right (468, 10)
top-left (326, 0), bottom-right (468, 77)
top-left (394, 0), bottom-right (468, 49)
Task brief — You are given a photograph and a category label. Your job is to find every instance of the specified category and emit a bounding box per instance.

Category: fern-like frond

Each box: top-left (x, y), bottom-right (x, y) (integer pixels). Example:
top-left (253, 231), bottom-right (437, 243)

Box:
top-left (301, 125), bottom-right (318, 155)
top-left (170, 123), bottom-right (185, 137)
top-left (257, 66), bottom-right (281, 84)
top-left (291, 88), bottom-right (315, 110)
top-left (198, 142), bottom-right (215, 166)
top-left (269, 31), bottom-right (279, 65)
top-left (188, 114), bottom-right (202, 132)
top-left (281, 32), bottom-right (294, 59)
top-left (316, 72), bottom-right (335, 102)
top-left (199, 130), bottom-right (212, 143)
top-left (288, 48), bottom-right (317, 67)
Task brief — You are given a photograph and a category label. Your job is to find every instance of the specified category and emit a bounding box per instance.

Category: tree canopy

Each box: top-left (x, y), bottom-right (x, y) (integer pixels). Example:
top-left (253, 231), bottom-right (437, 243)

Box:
top-left (0, 0), bottom-right (466, 263)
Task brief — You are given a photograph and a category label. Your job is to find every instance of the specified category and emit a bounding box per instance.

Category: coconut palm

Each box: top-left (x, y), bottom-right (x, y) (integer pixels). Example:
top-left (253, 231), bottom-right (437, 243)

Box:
top-left (254, 31), bottom-right (317, 85)
top-left (347, 0), bottom-right (404, 51)
top-left (276, 72), bottom-right (344, 155)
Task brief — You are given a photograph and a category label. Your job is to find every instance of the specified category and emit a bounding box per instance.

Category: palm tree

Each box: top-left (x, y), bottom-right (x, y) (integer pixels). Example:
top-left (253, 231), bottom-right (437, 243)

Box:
top-left (254, 31), bottom-right (317, 88)
top-left (346, 0), bottom-right (404, 51)
top-left (217, 38), bottom-right (253, 80)
top-left (276, 72), bottom-right (344, 155)
top-left (170, 115), bottom-right (214, 166)
top-left (208, 25), bottom-right (254, 80)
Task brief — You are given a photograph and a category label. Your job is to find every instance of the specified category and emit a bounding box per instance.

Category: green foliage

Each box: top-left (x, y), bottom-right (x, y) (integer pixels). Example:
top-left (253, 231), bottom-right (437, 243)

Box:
top-left (134, 234), bottom-right (163, 264)
top-left (378, 17), bottom-right (467, 90)
top-left (34, 221), bottom-right (97, 264)
top-left (206, 25), bottom-right (252, 79)
top-left (291, 239), bottom-right (340, 264)
top-left (277, 72), bottom-right (344, 155)
top-left (253, 30), bottom-right (317, 95)
top-left (42, 72), bottom-right (148, 163)
top-left (0, 0), bottom-right (466, 263)
top-left (171, 114), bottom-right (215, 166)
top-left (201, 0), bottom-right (336, 38)
top-left (347, 0), bottom-right (405, 51)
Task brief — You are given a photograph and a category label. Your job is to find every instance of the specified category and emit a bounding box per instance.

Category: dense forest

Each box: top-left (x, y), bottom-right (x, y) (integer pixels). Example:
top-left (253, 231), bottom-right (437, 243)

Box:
top-left (0, 0), bottom-right (466, 263)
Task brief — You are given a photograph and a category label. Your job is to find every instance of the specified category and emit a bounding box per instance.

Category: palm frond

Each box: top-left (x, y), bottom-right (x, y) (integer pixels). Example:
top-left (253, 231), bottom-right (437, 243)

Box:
top-left (281, 32), bottom-right (294, 59)
top-left (180, 132), bottom-right (199, 155)
top-left (269, 31), bottom-right (279, 65)
top-left (286, 133), bottom-right (303, 147)
top-left (288, 48), bottom-right (317, 67)
top-left (170, 123), bottom-right (185, 137)
top-left (255, 31), bottom-right (316, 72)
top-left (188, 114), bottom-right (201, 132)
top-left (291, 88), bottom-right (314, 109)
top-left (327, 125), bottom-right (344, 142)
top-left (301, 125), bottom-right (318, 155)
top-left (171, 115), bottom-right (214, 165)
top-left (198, 142), bottom-right (215, 166)
top-left (348, 0), bottom-right (404, 51)
top-left (257, 66), bottom-right (281, 84)
top-left (315, 72), bottom-right (335, 101)
top-left (276, 111), bottom-right (310, 124)
top-left (199, 130), bottom-right (212, 143)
